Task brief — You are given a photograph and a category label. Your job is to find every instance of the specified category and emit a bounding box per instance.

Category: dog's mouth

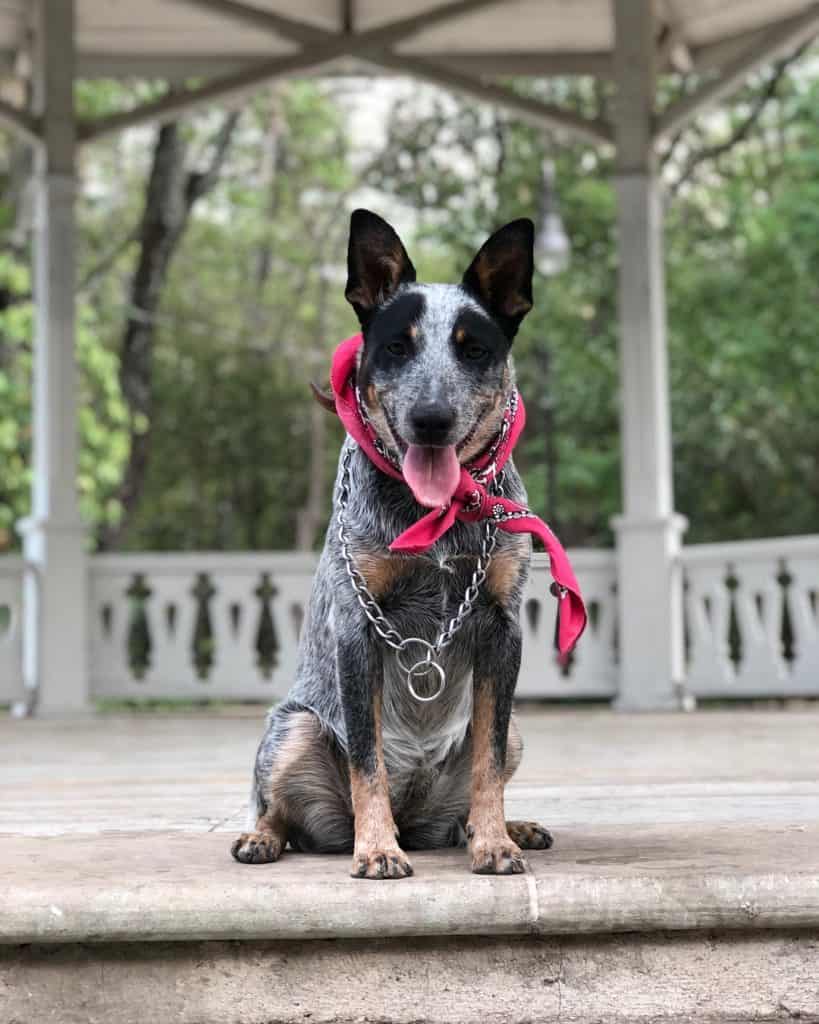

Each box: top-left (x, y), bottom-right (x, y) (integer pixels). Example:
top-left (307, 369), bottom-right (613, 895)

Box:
top-left (381, 404), bottom-right (490, 509)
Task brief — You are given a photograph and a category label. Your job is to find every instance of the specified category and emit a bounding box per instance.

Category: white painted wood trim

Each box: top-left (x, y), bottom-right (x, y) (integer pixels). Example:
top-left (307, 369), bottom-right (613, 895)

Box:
top-left (655, 3), bottom-right (819, 140)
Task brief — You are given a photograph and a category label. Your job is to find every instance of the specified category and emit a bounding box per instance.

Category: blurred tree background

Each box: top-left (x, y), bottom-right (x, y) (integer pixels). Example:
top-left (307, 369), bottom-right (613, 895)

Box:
top-left (0, 52), bottom-right (817, 554)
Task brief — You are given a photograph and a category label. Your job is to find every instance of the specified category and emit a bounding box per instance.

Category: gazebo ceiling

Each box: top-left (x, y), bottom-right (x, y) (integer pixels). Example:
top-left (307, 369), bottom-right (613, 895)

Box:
top-left (0, 0), bottom-right (817, 80)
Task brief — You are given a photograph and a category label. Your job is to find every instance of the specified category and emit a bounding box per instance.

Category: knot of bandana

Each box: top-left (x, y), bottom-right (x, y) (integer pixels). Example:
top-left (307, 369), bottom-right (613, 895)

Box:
top-left (329, 333), bottom-right (586, 660)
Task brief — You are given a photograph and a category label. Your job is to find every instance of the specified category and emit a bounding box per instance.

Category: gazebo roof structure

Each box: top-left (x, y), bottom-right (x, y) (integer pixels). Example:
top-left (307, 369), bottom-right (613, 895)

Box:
top-left (4, 0), bottom-right (819, 715)
top-left (1, 1), bottom-right (818, 146)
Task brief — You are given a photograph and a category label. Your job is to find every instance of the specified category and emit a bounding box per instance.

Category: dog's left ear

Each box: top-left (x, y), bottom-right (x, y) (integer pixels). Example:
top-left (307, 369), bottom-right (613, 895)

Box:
top-left (345, 209), bottom-right (416, 327)
top-left (462, 219), bottom-right (534, 339)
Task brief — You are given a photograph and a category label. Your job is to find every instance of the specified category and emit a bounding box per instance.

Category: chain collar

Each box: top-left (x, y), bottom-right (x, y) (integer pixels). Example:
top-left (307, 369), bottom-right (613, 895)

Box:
top-left (336, 444), bottom-right (499, 703)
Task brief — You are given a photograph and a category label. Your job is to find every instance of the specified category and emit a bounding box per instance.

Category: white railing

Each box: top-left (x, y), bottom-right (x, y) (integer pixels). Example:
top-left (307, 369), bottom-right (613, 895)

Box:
top-left (89, 553), bottom-right (315, 701)
top-left (8, 533), bottom-right (815, 706)
top-left (518, 551), bottom-right (617, 698)
top-left (681, 535), bottom-right (819, 698)
top-left (0, 557), bottom-right (25, 704)
top-left (88, 550), bottom-right (617, 701)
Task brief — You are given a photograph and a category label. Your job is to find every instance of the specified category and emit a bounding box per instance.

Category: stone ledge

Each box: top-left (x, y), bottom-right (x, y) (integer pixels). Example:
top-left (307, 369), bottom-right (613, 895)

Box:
top-left (2, 823), bottom-right (818, 945)
top-left (3, 931), bottom-right (819, 1024)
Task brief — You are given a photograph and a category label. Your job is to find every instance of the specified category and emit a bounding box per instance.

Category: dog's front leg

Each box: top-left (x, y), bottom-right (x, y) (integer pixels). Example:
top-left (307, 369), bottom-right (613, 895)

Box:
top-left (468, 606), bottom-right (526, 874)
top-left (336, 624), bottom-right (413, 880)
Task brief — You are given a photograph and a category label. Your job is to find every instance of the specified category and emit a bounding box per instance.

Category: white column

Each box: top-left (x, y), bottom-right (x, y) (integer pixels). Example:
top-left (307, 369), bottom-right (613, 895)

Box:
top-left (17, 0), bottom-right (88, 713)
top-left (611, 0), bottom-right (686, 710)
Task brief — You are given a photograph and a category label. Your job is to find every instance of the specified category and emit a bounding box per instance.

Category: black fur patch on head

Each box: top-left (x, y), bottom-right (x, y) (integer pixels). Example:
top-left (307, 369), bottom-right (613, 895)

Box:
top-left (451, 307), bottom-right (511, 378)
top-left (345, 209), bottom-right (416, 328)
top-left (462, 219), bottom-right (535, 340)
top-left (358, 290), bottom-right (426, 391)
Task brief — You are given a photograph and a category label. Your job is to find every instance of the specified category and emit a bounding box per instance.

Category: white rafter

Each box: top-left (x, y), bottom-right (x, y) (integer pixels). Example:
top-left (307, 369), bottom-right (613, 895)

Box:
top-left (656, 2), bottom-right (819, 140)
top-left (77, 0), bottom-right (613, 147)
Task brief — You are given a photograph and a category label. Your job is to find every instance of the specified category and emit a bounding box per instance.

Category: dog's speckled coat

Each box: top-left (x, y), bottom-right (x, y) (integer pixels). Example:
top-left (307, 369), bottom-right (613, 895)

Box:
top-left (233, 211), bottom-right (552, 878)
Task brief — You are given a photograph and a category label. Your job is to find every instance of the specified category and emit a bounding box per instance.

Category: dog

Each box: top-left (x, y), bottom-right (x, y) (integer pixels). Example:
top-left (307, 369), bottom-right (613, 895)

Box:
top-left (231, 209), bottom-right (558, 879)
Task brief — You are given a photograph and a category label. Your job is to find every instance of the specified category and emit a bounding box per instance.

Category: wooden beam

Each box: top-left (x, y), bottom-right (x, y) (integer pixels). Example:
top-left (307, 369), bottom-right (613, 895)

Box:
top-left (443, 52), bottom-right (613, 78)
top-left (341, 0), bottom-right (354, 35)
top-left (81, 0), bottom-right (612, 144)
top-left (611, 0), bottom-right (655, 172)
top-left (175, 0), bottom-right (324, 45)
top-left (75, 54), bottom-right (269, 81)
top-left (77, 52), bottom-right (330, 141)
top-left (352, 0), bottom-right (506, 54)
top-left (655, 0), bottom-right (693, 74)
top-left (0, 98), bottom-right (40, 145)
top-left (179, 0), bottom-right (505, 54)
top-left (23, 0), bottom-right (91, 713)
top-left (610, 0), bottom-right (685, 709)
top-left (656, 2), bottom-right (819, 140)
top-left (372, 53), bottom-right (613, 146)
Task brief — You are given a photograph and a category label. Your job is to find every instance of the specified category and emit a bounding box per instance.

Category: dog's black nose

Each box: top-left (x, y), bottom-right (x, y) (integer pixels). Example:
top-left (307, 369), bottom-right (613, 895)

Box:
top-left (410, 400), bottom-right (456, 444)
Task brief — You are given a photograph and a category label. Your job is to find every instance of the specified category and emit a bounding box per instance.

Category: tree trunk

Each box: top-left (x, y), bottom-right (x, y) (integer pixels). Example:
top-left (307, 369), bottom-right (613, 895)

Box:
top-left (99, 114), bottom-right (238, 549)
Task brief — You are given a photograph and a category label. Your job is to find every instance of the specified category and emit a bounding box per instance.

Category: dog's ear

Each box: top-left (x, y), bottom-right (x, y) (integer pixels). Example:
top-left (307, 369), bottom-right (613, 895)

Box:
top-left (345, 209), bottom-right (416, 326)
top-left (462, 219), bottom-right (534, 339)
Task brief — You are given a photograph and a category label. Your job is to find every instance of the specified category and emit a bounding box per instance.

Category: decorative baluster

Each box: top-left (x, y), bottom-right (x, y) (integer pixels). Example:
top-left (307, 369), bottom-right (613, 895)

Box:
top-left (143, 570), bottom-right (197, 691)
top-left (125, 574), bottom-right (152, 681)
top-left (684, 563), bottom-right (734, 695)
top-left (787, 554), bottom-right (819, 693)
top-left (210, 570), bottom-right (259, 689)
top-left (731, 559), bottom-right (787, 691)
top-left (191, 573), bottom-right (216, 681)
top-left (254, 572), bottom-right (280, 680)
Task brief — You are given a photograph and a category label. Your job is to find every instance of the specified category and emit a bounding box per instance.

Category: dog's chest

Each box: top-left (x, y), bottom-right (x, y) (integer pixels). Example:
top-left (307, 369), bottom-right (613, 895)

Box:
top-left (375, 551), bottom-right (479, 776)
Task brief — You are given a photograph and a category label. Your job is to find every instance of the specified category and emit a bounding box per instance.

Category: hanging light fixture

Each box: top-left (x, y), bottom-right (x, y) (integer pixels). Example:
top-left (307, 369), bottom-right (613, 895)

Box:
top-left (535, 158), bottom-right (570, 277)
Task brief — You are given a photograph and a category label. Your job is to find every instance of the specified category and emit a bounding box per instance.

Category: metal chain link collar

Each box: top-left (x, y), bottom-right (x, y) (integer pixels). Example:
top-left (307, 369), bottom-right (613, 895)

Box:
top-left (336, 445), bottom-right (499, 703)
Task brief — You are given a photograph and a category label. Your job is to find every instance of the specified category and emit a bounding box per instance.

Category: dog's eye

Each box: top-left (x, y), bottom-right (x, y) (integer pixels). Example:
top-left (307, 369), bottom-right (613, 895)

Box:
top-left (386, 340), bottom-right (409, 358)
top-left (464, 343), bottom-right (489, 361)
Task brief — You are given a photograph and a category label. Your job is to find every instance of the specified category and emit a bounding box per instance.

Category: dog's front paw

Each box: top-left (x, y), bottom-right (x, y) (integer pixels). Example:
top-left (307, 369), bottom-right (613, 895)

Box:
top-left (507, 820), bottom-right (554, 850)
top-left (351, 845), bottom-right (414, 880)
top-left (231, 831), bottom-right (283, 864)
top-left (468, 829), bottom-right (526, 875)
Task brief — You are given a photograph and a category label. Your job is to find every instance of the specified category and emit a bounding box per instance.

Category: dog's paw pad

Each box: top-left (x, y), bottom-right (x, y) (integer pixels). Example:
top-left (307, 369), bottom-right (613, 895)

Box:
top-left (231, 831), bottom-right (283, 864)
top-left (470, 836), bottom-right (526, 875)
top-left (507, 820), bottom-right (554, 851)
top-left (351, 848), bottom-right (413, 880)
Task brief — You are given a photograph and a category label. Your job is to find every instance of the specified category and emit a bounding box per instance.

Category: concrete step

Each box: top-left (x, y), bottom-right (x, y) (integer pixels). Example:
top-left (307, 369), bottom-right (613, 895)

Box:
top-left (2, 824), bottom-right (819, 1023)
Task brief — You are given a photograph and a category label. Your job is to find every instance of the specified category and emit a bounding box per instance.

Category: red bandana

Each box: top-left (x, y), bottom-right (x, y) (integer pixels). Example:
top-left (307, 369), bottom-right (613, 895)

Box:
top-left (329, 333), bottom-right (586, 659)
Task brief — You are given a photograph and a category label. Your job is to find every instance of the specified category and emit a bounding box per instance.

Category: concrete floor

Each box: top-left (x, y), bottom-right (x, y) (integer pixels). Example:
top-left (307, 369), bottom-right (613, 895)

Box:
top-left (3, 706), bottom-right (818, 1023)
top-left (1, 705), bottom-right (818, 836)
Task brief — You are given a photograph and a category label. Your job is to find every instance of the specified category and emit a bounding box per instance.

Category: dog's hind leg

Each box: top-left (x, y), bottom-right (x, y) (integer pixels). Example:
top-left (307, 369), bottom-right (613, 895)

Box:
top-left (502, 715), bottom-right (554, 851)
top-left (231, 710), bottom-right (296, 864)
top-left (231, 709), bottom-right (352, 863)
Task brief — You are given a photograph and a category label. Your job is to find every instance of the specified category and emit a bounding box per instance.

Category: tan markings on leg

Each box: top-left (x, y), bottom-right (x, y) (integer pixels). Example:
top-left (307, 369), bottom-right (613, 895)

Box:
top-left (467, 687), bottom-right (525, 875)
top-left (500, 717), bottom-right (553, 852)
top-left (350, 692), bottom-right (413, 880)
top-left (486, 539), bottom-right (528, 604)
top-left (353, 548), bottom-right (414, 598)
top-left (503, 714), bottom-right (523, 783)
top-left (231, 713), bottom-right (318, 866)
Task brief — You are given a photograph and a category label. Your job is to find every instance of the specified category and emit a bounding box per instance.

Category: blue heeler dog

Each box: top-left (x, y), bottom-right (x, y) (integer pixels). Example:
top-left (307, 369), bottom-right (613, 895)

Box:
top-left (232, 210), bottom-right (554, 878)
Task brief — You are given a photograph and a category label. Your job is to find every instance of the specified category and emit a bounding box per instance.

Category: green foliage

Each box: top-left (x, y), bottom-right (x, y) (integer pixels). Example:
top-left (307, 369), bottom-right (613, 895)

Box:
top-left (1, 63), bottom-right (817, 553)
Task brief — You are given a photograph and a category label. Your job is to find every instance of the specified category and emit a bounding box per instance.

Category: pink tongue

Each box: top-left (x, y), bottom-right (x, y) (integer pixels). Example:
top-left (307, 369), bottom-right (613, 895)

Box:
top-left (402, 445), bottom-right (461, 508)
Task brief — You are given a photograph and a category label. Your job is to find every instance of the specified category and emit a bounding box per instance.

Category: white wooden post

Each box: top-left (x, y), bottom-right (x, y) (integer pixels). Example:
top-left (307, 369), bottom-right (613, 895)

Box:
top-left (17, 0), bottom-right (88, 713)
top-left (610, 1), bottom-right (686, 710)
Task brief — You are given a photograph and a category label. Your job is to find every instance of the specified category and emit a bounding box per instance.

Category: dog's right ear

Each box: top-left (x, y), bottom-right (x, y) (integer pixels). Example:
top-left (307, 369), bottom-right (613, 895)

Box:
top-left (345, 209), bottom-right (416, 327)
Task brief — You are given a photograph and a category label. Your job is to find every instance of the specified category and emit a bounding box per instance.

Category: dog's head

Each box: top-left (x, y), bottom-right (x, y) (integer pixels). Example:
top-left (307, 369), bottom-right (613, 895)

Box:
top-left (345, 209), bottom-right (534, 508)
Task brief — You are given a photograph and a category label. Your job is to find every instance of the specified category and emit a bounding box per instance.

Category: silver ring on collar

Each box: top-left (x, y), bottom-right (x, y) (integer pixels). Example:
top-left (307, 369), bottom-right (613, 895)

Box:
top-left (406, 658), bottom-right (446, 702)
top-left (395, 637), bottom-right (435, 675)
